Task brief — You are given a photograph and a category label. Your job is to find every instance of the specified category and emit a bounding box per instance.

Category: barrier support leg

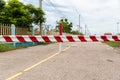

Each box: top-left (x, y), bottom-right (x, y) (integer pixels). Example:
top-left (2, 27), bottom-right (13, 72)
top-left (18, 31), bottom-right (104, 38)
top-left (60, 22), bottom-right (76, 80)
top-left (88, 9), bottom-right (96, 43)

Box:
top-left (59, 42), bottom-right (62, 52)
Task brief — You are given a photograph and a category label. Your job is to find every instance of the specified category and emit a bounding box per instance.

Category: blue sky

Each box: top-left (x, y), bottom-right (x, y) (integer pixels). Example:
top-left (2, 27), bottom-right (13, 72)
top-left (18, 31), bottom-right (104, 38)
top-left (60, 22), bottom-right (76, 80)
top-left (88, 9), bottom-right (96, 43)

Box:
top-left (20, 0), bottom-right (120, 35)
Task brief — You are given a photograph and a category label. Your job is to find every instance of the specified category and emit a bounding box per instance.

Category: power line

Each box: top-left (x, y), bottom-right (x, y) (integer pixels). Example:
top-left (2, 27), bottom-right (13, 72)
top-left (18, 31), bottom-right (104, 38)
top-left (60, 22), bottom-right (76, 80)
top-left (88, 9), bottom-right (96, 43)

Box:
top-left (44, 0), bottom-right (67, 18)
top-left (72, 6), bottom-right (87, 24)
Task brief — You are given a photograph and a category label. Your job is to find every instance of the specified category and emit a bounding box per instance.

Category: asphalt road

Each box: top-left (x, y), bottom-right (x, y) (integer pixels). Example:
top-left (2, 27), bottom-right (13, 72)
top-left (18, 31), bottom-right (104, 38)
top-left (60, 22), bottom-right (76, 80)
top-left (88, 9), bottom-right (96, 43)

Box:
top-left (0, 42), bottom-right (120, 80)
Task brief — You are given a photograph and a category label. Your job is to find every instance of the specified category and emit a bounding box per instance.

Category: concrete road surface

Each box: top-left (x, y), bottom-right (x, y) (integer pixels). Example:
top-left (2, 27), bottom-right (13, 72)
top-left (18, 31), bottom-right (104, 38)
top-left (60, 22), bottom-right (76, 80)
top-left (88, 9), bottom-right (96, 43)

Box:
top-left (0, 42), bottom-right (120, 80)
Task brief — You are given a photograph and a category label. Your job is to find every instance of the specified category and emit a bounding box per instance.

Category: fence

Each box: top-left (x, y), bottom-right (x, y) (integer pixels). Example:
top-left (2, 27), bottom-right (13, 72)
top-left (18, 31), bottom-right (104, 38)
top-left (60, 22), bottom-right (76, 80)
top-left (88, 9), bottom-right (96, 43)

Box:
top-left (0, 24), bottom-right (62, 35)
top-left (0, 24), bottom-right (11, 35)
top-left (16, 27), bottom-right (29, 35)
top-left (0, 24), bottom-right (30, 35)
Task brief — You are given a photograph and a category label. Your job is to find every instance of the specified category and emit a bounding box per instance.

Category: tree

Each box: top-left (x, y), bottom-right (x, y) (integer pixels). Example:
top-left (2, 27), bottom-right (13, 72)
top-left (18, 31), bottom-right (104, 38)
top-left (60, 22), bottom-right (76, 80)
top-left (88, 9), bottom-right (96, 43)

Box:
top-left (0, 0), bottom-right (45, 28)
top-left (5, 0), bottom-right (33, 26)
top-left (26, 4), bottom-right (45, 34)
top-left (56, 18), bottom-right (73, 33)
top-left (0, 0), bottom-right (32, 26)
top-left (0, 0), bottom-right (5, 22)
top-left (0, 0), bottom-right (5, 11)
top-left (26, 4), bottom-right (45, 25)
top-left (71, 30), bottom-right (83, 35)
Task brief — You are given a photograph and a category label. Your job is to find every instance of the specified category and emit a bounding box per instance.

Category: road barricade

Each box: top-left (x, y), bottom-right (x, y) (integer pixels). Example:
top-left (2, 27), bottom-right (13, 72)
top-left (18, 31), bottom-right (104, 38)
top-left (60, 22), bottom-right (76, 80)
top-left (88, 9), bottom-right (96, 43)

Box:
top-left (0, 35), bottom-right (120, 42)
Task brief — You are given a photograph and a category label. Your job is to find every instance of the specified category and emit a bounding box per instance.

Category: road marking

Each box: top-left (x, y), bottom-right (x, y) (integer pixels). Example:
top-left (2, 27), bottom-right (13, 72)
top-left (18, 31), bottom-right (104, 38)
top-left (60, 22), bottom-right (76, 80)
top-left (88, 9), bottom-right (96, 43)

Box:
top-left (6, 72), bottom-right (23, 80)
top-left (6, 45), bottom-right (72, 80)
top-left (62, 46), bottom-right (71, 52)
top-left (24, 52), bottom-right (60, 72)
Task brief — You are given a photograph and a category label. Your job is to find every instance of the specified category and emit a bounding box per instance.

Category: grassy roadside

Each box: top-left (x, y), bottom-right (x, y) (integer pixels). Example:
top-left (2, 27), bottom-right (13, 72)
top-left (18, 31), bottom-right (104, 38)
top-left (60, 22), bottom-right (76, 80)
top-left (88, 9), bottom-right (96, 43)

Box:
top-left (0, 44), bottom-right (15, 52)
top-left (40, 42), bottom-right (54, 45)
top-left (0, 43), bottom-right (29, 52)
top-left (0, 42), bottom-right (53, 52)
top-left (105, 42), bottom-right (120, 47)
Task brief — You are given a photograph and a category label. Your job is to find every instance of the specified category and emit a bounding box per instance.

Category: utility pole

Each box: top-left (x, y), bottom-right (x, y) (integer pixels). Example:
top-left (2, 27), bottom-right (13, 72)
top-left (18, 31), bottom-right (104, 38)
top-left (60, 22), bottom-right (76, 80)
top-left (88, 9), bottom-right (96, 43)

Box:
top-left (85, 24), bottom-right (87, 35)
top-left (79, 14), bottom-right (81, 34)
top-left (39, 0), bottom-right (43, 35)
top-left (117, 22), bottom-right (119, 34)
top-left (39, 0), bottom-right (42, 9)
top-left (87, 27), bottom-right (91, 35)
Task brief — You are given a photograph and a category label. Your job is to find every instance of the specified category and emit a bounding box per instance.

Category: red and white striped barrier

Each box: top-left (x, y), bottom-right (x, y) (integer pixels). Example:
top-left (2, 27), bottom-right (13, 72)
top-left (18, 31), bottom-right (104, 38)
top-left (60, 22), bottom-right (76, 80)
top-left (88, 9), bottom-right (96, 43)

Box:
top-left (0, 35), bottom-right (120, 42)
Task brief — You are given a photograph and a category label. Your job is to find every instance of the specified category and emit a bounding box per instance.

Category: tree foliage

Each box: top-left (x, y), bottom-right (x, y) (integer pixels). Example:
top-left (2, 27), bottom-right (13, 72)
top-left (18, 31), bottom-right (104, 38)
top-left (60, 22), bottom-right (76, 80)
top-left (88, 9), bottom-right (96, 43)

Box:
top-left (0, 0), bottom-right (45, 27)
top-left (26, 4), bottom-right (45, 25)
top-left (0, 0), bottom-right (5, 11)
top-left (56, 18), bottom-right (73, 33)
top-left (70, 30), bottom-right (83, 35)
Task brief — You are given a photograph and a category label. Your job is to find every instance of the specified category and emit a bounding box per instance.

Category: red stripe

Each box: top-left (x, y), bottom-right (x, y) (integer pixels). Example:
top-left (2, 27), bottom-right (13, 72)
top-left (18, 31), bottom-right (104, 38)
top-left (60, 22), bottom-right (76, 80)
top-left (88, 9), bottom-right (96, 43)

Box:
top-left (54, 36), bottom-right (63, 42)
top-left (90, 36), bottom-right (98, 42)
top-left (42, 36), bottom-right (51, 42)
top-left (112, 36), bottom-right (120, 41)
top-left (101, 36), bottom-right (109, 41)
top-left (78, 36), bottom-right (87, 42)
top-left (3, 35), bottom-right (13, 42)
top-left (16, 36), bottom-right (26, 42)
top-left (29, 36), bottom-right (39, 42)
top-left (66, 36), bottom-right (75, 42)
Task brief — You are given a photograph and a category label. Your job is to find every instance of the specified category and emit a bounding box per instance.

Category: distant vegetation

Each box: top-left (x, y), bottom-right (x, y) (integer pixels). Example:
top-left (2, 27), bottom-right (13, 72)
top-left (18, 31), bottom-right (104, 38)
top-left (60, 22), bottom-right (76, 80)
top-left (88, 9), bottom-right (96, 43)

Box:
top-left (70, 30), bottom-right (83, 35)
top-left (56, 18), bottom-right (73, 33)
top-left (55, 18), bottom-right (82, 35)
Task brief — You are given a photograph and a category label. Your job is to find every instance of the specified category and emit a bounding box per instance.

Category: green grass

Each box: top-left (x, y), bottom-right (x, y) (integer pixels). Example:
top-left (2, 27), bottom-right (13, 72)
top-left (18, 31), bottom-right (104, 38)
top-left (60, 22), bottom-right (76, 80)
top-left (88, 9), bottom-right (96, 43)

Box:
top-left (40, 42), bottom-right (54, 45)
top-left (0, 42), bottom-right (53, 52)
top-left (0, 43), bottom-right (29, 52)
top-left (105, 41), bottom-right (120, 47)
top-left (0, 43), bottom-right (15, 52)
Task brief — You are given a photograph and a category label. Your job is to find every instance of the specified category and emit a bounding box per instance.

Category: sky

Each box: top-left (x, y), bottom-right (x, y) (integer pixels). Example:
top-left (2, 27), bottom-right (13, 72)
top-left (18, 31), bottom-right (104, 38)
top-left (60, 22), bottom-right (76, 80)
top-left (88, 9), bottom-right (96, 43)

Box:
top-left (20, 0), bottom-right (120, 35)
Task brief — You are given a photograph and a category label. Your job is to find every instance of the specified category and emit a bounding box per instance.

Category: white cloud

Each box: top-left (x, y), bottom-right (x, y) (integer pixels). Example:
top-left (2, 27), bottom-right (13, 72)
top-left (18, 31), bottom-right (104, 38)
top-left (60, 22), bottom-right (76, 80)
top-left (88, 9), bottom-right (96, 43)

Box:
top-left (20, 0), bottom-right (120, 35)
top-left (64, 0), bottom-right (120, 34)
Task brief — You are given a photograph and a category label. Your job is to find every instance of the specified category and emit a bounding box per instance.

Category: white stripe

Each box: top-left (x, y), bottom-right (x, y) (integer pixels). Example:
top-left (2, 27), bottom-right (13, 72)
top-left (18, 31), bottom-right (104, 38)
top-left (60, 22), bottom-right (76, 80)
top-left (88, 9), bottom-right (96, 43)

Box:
top-left (35, 36), bottom-right (45, 42)
top-left (106, 35), bottom-right (114, 41)
top-left (11, 36), bottom-right (19, 42)
top-left (85, 35), bottom-right (93, 42)
top-left (49, 35), bottom-right (57, 42)
top-left (96, 36), bottom-right (104, 42)
top-left (118, 36), bottom-right (120, 40)
top-left (21, 35), bottom-right (32, 42)
top-left (61, 35), bottom-right (69, 42)
top-left (0, 36), bottom-right (6, 42)
top-left (71, 35), bottom-right (80, 42)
